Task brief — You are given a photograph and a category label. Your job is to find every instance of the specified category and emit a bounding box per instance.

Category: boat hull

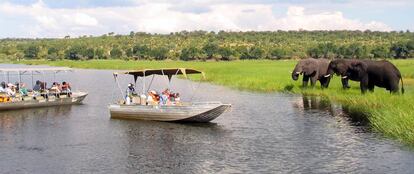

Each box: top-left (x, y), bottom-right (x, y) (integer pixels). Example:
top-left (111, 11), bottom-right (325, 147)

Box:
top-left (109, 102), bottom-right (231, 122)
top-left (0, 92), bottom-right (88, 111)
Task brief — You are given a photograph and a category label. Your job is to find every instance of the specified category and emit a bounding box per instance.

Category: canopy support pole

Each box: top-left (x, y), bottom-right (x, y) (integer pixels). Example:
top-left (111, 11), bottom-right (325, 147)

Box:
top-left (53, 71), bottom-right (56, 82)
top-left (18, 71), bottom-right (22, 85)
top-left (7, 72), bottom-right (9, 83)
top-left (31, 71), bottom-right (34, 89)
top-left (114, 76), bottom-right (124, 98)
top-left (146, 74), bottom-right (155, 94)
top-left (142, 71), bottom-right (146, 95)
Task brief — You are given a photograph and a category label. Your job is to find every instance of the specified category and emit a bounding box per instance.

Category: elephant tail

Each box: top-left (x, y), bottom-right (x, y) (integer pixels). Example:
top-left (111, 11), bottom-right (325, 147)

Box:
top-left (401, 77), bottom-right (405, 94)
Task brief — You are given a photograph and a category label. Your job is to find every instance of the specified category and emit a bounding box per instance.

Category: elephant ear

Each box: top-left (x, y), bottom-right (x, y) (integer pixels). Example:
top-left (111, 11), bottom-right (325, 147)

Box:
top-left (351, 61), bottom-right (368, 77)
top-left (303, 60), bottom-right (318, 76)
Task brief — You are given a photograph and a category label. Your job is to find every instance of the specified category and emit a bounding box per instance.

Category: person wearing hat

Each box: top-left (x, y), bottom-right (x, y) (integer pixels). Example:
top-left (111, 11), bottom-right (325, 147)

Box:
top-left (147, 90), bottom-right (159, 105)
top-left (125, 83), bottom-right (136, 105)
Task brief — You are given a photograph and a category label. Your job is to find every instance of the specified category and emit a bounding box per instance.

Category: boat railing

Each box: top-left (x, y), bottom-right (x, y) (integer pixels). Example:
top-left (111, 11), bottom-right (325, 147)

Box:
top-left (0, 90), bottom-right (75, 103)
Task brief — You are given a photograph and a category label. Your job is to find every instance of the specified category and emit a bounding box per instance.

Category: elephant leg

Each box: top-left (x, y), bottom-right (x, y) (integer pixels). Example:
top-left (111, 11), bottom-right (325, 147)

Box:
top-left (323, 77), bottom-right (331, 88)
top-left (341, 78), bottom-right (350, 89)
top-left (319, 78), bottom-right (331, 88)
top-left (360, 76), bottom-right (369, 94)
top-left (310, 75), bottom-right (317, 87)
top-left (302, 76), bottom-right (309, 87)
top-left (368, 83), bottom-right (375, 92)
top-left (319, 78), bottom-right (326, 88)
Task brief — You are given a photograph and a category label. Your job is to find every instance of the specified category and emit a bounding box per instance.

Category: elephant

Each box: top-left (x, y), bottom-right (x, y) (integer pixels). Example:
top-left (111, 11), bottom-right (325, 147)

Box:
top-left (291, 58), bottom-right (331, 88)
top-left (326, 59), bottom-right (405, 94)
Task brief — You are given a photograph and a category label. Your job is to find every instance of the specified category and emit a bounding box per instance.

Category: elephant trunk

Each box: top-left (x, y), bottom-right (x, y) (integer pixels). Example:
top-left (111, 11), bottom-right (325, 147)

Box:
top-left (292, 65), bottom-right (302, 81)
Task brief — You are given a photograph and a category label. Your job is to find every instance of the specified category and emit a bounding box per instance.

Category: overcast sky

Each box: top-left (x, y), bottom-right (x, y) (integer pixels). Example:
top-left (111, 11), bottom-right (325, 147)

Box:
top-left (0, 0), bottom-right (413, 38)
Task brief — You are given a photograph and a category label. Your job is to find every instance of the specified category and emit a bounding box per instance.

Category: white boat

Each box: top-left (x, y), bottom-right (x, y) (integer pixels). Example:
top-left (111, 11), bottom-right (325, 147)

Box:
top-left (109, 68), bottom-right (231, 122)
top-left (0, 67), bottom-right (88, 111)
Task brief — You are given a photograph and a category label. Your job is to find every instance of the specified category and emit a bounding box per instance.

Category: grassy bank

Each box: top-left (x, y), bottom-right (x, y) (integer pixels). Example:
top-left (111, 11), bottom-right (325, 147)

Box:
top-left (8, 59), bottom-right (414, 144)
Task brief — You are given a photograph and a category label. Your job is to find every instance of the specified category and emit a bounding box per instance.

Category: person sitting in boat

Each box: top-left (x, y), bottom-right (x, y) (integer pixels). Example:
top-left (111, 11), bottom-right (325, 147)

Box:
top-left (160, 88), bottom-right (170, 105)
top-left (19, 83), bottom-right (28, 96)
top-left (61, 81), bottom-right (72, 96)
top-left (50, 82), bottom-right (61, 97)
top-left (0, 82), bottom-right (10, 102)
top-left (6, 83), bottom-right (16, 97)
top-left (147, 90), bottom-right (159, 105)
top-left (125, 83), bottom-right (137, 105)
top-left (14, 82), bottom-right (20, 91)
top-left (50, 82), bottom-right (61, 91)
top-left (33, 80), bottom-right (42, 91)
top-left (174, 93), bottom-right (180, 104)
top-left (0, 82), bottom-right (6, 92)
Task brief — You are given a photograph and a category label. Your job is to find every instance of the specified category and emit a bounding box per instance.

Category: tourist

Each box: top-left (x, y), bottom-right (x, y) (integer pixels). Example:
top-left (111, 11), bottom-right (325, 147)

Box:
top-left (61, 81), bottom-right (72, 96)
top-left (50, 82), bottom-right (61, 93)
top-left (6, 83), bottom-right (16, 97)
top-left (0, 82), bottom-right (6, 92)
top-left (33, 80), bottom-right (42, 91)
top-left (125, 83), bottom-right (136, 104)
top-left (160, 88), bottom-right (170, 105)
top-left (19, 83), bottom-right (28, 96)
top-left (147, 90), bottom-right (159, 105)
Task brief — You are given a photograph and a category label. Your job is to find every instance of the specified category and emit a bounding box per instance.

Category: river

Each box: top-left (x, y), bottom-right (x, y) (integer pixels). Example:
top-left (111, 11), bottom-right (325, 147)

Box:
top-left (0, 64), bottom-right (414, 173)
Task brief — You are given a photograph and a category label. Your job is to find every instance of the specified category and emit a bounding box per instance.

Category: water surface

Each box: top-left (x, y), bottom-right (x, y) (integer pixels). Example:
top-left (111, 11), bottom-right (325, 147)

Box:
top-left (0, 64), bottom-right (413, 173)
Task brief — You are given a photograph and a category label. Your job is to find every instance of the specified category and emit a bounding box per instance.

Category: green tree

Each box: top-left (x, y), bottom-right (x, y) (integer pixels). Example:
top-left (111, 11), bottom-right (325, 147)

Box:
top-left (371, 46), bottom-right (389, 58)
top-left (133, 44), bottom-right (149, 59)
top-left (24, 45), bottom-right (40, 59)
top-left (151, 47), bottom-right (169, 60)
top-left (180, 46), bottom-right (200, 61)
top-left (47, 47), bottom-right (59, 60)
top-left (270, 48), bottom-right (288, 59)
top-left (110, 47), bottom-right (123, 58)
top-left (202, 41), bottom-right (219, 59)
top-left (218, 46), bottom-right (234, 60)
top-left (85, 48), bottom-right (95, 59)
top-left (249, 47), bottom-right (264, 59)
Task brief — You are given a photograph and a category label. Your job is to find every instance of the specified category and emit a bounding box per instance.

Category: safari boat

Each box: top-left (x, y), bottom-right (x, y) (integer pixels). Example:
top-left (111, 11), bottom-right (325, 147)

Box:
top-left (0, 67), bottom-right (88, 111)
top-left (109, 68), bottom-right (231, 122)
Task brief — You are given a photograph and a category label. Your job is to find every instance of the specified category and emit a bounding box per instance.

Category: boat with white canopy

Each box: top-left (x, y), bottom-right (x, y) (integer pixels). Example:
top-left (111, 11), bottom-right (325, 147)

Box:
top-left (109, 68), bottom-right (231, 122)
top-left (0, 67), bottom-right (87, 111)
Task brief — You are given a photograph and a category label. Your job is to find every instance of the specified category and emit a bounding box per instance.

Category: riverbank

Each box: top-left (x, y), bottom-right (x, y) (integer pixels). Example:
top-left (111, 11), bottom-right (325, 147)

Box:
top-left (8, 59), bottom-right (414, 144)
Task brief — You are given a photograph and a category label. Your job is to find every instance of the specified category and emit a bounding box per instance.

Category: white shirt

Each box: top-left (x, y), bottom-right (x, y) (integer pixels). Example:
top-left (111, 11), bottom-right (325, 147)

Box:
top-left (6, 88), bottom-right (15, 96)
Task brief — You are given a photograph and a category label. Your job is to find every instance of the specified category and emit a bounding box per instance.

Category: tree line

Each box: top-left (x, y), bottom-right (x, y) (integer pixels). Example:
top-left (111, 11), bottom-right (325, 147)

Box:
top-left (0, 30), bottom-right (413, 61)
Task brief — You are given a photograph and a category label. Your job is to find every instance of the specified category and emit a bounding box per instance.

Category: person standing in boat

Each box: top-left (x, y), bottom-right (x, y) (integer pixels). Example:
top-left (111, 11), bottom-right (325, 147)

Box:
top-left (125, 83), bottom-right (136, 104)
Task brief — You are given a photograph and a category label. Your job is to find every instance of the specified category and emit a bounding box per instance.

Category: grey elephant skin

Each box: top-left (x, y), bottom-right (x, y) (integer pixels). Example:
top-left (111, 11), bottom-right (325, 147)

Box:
top-left (327, 59), bottom-right (405, 94)
top-left (292, 58), bottom-right (331, 88)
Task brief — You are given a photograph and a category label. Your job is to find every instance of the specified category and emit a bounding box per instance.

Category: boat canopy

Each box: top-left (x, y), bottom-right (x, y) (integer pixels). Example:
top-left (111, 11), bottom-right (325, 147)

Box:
top-left (114, 68), bottom-right (205, 81)
top-left (0, 67), bottom-right (73, 74)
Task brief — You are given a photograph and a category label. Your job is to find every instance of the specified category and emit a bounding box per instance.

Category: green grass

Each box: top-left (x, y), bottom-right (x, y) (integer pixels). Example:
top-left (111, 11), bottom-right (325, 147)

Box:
top-left (7, 59), bottom-right (414, 144)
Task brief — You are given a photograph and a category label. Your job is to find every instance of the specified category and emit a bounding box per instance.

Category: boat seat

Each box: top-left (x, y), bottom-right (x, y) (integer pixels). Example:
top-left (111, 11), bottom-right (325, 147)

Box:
top-left (23, 96), bottom-right (33, 101)
top-left (35, 96), bottom-right (45, 100)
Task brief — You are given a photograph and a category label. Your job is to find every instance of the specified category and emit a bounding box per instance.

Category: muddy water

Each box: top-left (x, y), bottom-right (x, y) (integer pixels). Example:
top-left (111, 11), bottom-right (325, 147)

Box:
top-left (0, 64), bottom-right (414, 173)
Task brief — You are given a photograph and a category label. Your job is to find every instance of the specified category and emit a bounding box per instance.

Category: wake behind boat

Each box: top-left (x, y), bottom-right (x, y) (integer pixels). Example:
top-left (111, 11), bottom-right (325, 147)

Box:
top-left (109, 68), bottom-right (231, 122)
top-left (0, 67), bottom-right (88, 111)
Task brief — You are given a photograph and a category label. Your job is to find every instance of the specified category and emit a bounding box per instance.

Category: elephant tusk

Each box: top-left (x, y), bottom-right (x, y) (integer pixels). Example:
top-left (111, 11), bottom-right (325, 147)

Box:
top-left (342, 76), bottom-right (348, 79)
top-left (295, 71), bottom-right (301, 74)
top-left (324, 74), bottom-right (331, 78)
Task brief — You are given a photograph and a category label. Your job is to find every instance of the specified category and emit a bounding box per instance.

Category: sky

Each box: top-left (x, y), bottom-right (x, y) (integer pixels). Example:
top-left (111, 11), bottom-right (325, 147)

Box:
top-left (0, 0), bottom-right (413, 38)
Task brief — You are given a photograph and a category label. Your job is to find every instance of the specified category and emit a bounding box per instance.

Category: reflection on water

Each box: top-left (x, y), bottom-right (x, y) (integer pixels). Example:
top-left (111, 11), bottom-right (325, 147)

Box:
top-left (293, 95), bottom-right (369, 126)
top-left (1, 64), bottom-right (414, 173)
